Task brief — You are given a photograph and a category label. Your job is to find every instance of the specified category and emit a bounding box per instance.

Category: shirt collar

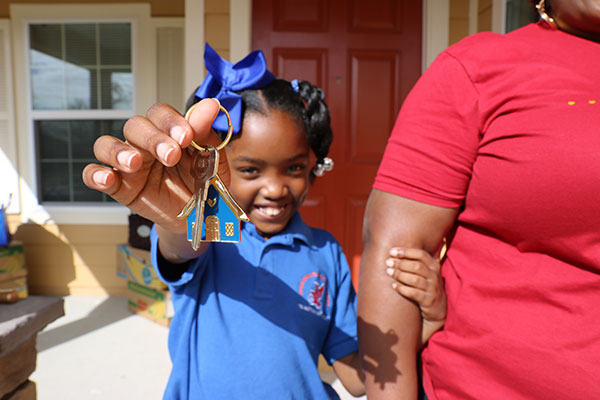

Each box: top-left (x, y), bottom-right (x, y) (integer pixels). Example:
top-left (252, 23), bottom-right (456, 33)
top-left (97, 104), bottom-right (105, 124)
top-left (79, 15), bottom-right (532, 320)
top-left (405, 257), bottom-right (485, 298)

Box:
top-left (242, 212), bottom-right (313, 247)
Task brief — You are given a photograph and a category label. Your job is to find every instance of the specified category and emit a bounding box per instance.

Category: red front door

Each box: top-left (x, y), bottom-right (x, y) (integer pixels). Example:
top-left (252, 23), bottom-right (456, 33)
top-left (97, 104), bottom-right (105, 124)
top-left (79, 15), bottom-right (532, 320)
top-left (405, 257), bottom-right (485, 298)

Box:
top-left (252, 0), bottom-right (422, 287)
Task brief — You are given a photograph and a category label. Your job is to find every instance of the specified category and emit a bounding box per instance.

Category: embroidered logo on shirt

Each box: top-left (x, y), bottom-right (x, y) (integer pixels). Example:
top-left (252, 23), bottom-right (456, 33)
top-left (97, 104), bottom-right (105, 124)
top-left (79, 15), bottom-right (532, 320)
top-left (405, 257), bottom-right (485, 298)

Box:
top-left (298, 272), bottom-right (331, 313)
top-left (310, 282), bottom-right (324, 308)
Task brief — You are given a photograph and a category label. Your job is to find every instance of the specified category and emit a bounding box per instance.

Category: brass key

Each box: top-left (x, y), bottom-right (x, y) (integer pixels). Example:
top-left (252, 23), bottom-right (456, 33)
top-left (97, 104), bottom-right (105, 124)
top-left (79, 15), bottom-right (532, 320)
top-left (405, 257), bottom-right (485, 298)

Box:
top-left (177, 100), bottom-right (249, 248)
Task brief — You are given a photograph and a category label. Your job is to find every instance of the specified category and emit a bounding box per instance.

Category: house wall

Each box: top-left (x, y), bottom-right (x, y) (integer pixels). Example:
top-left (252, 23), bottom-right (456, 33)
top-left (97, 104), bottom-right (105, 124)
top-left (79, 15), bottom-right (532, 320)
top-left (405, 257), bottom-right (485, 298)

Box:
top-left (0, 0), bottom-right (184, 18)
top-left (449, 0), bottom-right (470, 45)
top-left (3, 0), bottom-right (228, 296)
top-left (205, 0), bottom-right (230, 62)
top-left (478, 0), bottom-right (493, 32)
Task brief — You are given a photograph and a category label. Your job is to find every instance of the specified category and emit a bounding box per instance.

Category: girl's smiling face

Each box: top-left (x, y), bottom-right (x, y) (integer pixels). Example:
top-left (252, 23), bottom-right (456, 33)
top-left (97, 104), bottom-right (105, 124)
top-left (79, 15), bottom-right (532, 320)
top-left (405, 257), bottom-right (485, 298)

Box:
top-left (226, 109), bottom-right (313, 238)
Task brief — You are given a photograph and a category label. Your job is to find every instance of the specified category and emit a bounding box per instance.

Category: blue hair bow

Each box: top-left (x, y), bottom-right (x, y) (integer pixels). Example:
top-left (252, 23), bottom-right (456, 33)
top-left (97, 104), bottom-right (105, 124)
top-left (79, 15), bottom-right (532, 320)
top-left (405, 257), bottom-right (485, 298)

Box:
top-left (194, 43), bottom-right (275, 134)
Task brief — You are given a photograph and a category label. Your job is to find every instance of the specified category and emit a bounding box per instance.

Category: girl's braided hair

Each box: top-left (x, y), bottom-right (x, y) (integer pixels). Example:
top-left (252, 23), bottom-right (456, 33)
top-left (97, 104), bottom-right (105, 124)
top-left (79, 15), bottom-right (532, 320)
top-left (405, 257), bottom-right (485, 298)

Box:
top-left (186, 79), bottom-right (333, 178)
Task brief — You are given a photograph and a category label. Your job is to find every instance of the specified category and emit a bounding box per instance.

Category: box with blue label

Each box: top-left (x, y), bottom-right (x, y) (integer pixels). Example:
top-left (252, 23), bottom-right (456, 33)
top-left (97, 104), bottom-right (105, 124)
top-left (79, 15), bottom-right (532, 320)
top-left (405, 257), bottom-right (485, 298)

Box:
top-left (127, 281), bottom-right (173, 327)
top-left (116, 244), bottom-right (166, 290)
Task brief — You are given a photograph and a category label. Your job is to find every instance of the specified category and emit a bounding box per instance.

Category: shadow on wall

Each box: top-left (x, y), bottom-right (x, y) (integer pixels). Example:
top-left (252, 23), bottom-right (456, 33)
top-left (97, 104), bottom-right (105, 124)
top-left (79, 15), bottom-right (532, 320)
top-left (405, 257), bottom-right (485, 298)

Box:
top-left (12, 222), bottom-right (128, 296)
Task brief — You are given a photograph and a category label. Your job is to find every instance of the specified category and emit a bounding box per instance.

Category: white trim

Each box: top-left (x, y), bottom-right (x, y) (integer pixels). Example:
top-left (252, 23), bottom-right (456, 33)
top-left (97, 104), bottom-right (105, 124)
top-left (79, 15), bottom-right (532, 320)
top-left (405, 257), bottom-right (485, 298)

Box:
top-left (184, 0), bottom-right (205, 100)
top-left (492, 0), bottom-right (507, 33)
top-left (230, 0), bottom-right (252, 63)
top-left (10, 4), bottom-right (154, 225)
top-left (30, 110), bottom-right (133, 120)
top-left (43, 205), bottom-right (131, 225)
top-left (422, 0), bottom-right (449, 70)
top-left (0, 19), bottom-right (20, 214)
top-left (469, 0), bottom-right (478, 35)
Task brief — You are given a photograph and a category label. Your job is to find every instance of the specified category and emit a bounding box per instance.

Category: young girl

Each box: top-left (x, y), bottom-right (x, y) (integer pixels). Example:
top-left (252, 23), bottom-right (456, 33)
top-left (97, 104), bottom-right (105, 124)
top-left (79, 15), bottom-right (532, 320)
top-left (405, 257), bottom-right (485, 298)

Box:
top-left (82, 44), bottom-right (445, 399)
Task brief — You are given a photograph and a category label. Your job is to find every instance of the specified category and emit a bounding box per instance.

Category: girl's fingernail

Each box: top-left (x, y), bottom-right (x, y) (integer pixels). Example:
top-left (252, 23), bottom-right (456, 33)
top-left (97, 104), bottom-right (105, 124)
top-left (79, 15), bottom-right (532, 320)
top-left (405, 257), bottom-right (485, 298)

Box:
top-left (156, 142), bottom-right (175, 164)
top-left (390, 248), bottom-right (404, 257)
top-left (392, 282), bottom-right (398, 289)
top-left (117, 151), bottom-right (136, 169)
top-left (385, 267), bottom-right (394, 276)
top-left (93, 170), bottom-right (109, 186)
top-left (170, 125), bottom-right (186, 145)
top-left (385, 258), bottom-right (394, 267)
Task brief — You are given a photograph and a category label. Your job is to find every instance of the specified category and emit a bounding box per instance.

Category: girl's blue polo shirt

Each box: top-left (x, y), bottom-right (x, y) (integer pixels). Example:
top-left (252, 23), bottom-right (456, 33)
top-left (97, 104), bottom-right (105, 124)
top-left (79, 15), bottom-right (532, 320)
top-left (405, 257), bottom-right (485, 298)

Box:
top-left (150, 213), bottom-right (358, 400)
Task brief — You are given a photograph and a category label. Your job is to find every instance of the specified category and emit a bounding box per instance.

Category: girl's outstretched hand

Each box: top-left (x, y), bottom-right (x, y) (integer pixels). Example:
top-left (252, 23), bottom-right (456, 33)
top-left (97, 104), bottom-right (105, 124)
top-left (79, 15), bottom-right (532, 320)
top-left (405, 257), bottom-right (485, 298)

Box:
top-left (81, 99), bottom-right (229, 234)
top-left (385, 247), bottom-right (446, 346)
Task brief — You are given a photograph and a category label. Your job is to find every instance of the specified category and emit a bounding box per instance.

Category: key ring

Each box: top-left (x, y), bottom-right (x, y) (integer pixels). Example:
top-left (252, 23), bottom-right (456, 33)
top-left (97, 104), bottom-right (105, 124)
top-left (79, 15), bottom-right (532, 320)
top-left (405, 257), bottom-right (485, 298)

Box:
top-left (184, 98), bottom-right (233, 152)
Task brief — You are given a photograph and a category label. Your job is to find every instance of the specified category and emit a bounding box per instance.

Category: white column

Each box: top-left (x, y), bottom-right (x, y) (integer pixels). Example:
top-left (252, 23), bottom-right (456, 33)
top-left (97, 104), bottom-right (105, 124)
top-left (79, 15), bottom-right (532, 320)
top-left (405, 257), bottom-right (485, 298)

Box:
top-left (492, 0), bottom-right (506, 33)
top-left (185, 0), bottom-right (205, 97)
top-left (230, 0), bottom-right (252, 63)
top-left (422, 0), bottom-right (450, 70)
top-left (469, 0), bottom-right (478, 35)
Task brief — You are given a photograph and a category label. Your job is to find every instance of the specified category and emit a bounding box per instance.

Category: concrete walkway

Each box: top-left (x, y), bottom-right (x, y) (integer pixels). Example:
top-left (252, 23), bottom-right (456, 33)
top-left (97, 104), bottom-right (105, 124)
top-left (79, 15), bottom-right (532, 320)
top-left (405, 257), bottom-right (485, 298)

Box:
top-left (30, 296), bottom-right (364, 399)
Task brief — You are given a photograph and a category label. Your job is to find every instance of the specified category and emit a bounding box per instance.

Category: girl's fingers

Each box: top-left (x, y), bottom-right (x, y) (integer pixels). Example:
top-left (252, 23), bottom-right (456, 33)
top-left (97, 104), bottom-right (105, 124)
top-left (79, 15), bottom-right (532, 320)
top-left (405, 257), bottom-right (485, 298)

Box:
top-left (388, 247), bottom-right (440, 271)
top-left (385, 257), bottom-right (429, 278)
top-left (81, 164), bottom-right (120, 195)
top-left (386, 268), bottom-right (427, 290)
top-left (392, 283), bottom-right (425, 304)
top-left (93, 135), bottom-right (143, 172)
top-left (123, 114), bottom-right (183, 167)
top-left (185, 98), bottom-right (223, 147)
top-left (145, 102), bottom-right (194, 147)
top-left (389, 247), bottom-right (433, 262)
top-left (185, 98), bottom-right (232, 185)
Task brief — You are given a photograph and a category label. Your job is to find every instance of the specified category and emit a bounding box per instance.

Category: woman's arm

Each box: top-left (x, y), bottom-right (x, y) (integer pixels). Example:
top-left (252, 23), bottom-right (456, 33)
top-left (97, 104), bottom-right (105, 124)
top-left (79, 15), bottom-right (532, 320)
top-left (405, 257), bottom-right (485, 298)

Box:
top-left (357, 189), bottom-right (457, 399)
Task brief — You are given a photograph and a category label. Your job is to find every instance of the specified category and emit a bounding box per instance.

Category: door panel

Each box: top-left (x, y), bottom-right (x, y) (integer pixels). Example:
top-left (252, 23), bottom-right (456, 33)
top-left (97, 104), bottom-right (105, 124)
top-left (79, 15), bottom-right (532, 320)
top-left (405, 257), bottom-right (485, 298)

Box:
top-left (273, 49), bottom-right (327, 86)
top-left (253, 0), bottom-right (422, 287)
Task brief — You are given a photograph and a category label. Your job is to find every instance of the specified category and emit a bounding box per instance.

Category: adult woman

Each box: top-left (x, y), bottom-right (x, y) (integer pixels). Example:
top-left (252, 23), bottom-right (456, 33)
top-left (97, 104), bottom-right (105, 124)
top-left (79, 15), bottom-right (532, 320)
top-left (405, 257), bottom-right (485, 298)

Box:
top-left (357, 0), bottom-right (600, 399)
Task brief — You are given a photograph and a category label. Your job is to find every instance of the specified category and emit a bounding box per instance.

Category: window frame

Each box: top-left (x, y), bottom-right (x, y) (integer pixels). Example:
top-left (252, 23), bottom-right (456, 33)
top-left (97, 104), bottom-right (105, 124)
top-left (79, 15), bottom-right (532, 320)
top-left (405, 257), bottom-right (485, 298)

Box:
top-left (29, 20), bottom-right (135, 204)
top-left (11, 3), bottom-right (156, 225)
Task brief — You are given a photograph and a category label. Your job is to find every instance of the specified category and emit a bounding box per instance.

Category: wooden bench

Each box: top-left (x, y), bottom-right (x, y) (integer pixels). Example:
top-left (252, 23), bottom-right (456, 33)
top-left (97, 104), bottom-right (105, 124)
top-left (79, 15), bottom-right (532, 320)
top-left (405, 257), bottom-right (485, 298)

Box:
top-left (0, 296), bottom-right (64, 399)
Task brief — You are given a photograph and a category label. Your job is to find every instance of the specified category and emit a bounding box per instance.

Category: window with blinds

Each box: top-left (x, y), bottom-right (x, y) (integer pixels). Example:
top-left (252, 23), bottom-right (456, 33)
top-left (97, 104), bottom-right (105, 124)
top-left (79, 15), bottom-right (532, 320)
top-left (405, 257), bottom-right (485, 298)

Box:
top-left (28, 22), bottom-right (132, 203)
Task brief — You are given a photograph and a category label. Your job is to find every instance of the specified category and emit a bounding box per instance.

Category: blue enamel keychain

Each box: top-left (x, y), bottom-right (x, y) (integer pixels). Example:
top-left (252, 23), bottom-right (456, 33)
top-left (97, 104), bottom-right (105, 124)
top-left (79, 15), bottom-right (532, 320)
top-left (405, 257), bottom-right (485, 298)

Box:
top-left (177, 100), bottom-right (249, 249)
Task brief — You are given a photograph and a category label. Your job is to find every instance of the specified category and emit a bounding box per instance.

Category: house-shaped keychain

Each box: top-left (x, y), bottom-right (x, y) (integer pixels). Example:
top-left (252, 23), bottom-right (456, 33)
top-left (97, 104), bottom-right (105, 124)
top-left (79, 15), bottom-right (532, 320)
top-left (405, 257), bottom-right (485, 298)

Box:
top-left (186, 176), bottom-right (250, 243)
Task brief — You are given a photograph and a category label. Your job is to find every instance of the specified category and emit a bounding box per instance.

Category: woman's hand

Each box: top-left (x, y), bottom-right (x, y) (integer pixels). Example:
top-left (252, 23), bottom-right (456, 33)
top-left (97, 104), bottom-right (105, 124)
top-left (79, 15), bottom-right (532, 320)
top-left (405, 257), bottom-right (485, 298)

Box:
top-left (385, 247), bottom-right (447, 346)
top-left (82, 99), bottom-right (229, 234)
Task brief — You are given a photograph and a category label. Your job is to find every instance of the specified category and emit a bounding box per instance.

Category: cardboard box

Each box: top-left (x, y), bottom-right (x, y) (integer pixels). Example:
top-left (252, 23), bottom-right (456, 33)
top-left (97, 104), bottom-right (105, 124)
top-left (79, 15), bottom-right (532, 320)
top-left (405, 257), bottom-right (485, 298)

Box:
top-left (127, 281), bottom-right (173, 327)
top-left (0, 242), bottom-right (28, 302)
top-left (116, 244), bottom-right (166, 290)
